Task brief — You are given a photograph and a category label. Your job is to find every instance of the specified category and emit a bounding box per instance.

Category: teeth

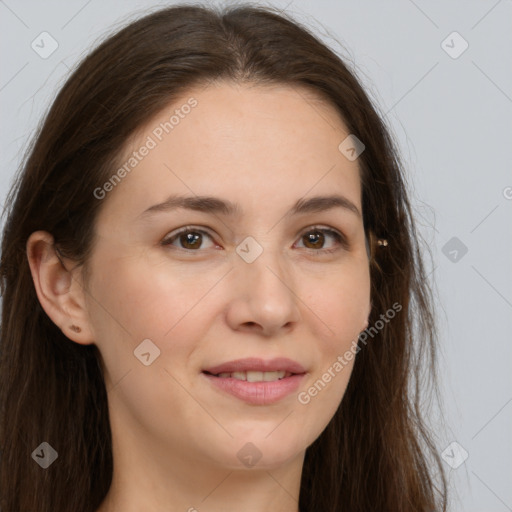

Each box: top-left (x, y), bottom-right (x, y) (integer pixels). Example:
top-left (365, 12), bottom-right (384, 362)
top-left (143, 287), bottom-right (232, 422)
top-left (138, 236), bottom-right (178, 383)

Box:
top-left (216, 370), bottom-right (288, 382)
top-left (247, 371), bottom-right (263, 382)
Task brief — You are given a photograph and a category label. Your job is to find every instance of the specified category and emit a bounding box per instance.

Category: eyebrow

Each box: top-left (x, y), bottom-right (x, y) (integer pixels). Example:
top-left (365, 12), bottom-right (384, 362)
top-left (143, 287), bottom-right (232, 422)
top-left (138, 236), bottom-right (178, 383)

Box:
top-left (138, 193), bottom-right (361, 220)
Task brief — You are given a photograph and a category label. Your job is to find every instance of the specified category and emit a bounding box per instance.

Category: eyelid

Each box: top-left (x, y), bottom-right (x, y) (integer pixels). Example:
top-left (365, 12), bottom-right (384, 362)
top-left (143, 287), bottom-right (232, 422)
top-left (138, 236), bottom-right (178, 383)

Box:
top-left (161, 224), bottom-right (349, 253)
top-left (295, 225), bottom-right (349, 252)
top-left (161, 225), bottom-right (217, 249)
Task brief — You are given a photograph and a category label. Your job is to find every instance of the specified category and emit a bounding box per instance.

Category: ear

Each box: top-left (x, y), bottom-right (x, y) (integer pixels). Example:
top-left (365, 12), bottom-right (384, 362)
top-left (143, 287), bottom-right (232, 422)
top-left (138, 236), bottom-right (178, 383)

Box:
top-left (26, 231), bottom-right (95, 345)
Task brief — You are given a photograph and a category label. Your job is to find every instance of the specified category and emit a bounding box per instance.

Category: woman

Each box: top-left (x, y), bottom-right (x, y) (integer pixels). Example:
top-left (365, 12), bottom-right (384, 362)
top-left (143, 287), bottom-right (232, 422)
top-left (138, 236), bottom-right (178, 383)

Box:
top-left (0, 3), bottom-right (447, 511)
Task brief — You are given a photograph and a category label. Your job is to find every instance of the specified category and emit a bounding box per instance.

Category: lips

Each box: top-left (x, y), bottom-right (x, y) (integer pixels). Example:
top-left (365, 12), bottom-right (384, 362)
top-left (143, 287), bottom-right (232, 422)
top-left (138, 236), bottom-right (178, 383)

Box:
top-left (202, 357), bottom-right (306, 376)
top-left (202, 357), bottom-right (307, 405)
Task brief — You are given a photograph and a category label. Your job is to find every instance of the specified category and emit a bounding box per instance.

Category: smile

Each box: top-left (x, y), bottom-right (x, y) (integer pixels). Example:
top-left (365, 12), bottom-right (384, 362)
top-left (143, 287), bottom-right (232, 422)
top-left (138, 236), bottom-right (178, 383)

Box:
top-left (204, 370), bottom-right (293, 382)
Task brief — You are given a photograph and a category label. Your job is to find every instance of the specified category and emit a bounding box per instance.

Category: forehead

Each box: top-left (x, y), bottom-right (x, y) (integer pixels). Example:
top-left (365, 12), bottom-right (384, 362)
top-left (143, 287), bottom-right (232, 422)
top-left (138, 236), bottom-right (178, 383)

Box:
top-left (96, 81), bottom-right (362, 225)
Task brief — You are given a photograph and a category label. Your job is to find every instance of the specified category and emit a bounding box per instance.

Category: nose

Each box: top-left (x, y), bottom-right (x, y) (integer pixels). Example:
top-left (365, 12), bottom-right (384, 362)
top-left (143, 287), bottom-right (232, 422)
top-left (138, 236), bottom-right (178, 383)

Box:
top-left (225, 247), bottom-right (301, 337)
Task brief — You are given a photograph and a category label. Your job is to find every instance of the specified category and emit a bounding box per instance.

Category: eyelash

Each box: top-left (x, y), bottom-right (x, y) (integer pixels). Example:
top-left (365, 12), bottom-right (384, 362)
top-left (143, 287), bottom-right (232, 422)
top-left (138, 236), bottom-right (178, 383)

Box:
top-left (160, 225), bottom-right (349, 255)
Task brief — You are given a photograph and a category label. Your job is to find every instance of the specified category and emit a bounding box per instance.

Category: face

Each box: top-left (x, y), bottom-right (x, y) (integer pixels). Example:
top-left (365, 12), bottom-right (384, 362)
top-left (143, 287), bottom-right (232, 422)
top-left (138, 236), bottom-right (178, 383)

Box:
top-left (84, 81), bottom-right (371, 472)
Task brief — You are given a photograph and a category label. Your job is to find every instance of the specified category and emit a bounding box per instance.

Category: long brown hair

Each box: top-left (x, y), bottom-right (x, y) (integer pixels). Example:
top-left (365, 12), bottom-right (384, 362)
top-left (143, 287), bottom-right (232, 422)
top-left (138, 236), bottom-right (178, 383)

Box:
top-left (0, 3), bottom-right (447, 511)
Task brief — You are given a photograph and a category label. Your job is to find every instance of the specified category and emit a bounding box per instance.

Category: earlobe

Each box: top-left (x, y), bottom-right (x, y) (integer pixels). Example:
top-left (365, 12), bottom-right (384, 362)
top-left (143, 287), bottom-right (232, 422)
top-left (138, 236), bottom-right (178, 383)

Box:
top-left (26, 231), bottom-right (94, 345)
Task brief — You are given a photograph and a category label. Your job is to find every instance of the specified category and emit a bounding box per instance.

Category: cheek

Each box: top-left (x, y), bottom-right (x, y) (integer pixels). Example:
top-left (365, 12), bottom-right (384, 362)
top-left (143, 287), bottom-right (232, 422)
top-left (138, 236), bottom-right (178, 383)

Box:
top-left (86, 252), bottom-right (223, 401)
top-left (294, 262), bottom-right (369, 431)
top-left (88, 248), bottom-right (221, 341)
top-left (304, 261), bottom-right (371, 343)
top-left (87, 255), bottom-right (221, 438)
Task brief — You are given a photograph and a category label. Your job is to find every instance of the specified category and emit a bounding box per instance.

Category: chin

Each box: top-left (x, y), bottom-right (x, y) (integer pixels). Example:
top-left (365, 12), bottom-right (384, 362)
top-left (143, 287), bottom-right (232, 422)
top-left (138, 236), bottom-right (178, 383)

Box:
top-left (211, 432), bottom-right (307, 471)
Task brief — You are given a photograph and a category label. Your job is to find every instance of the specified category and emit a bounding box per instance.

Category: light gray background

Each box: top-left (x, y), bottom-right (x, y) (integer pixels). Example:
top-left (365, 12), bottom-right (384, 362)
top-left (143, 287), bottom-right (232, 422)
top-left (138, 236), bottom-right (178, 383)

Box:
top-left (1, 1), bottom-right (511, 510)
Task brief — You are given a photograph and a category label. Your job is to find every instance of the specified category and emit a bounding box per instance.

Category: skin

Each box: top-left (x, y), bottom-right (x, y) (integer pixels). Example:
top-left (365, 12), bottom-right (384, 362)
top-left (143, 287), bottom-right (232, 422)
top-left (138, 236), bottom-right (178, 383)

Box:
top-left (27, 81), bottom-right (371, 512)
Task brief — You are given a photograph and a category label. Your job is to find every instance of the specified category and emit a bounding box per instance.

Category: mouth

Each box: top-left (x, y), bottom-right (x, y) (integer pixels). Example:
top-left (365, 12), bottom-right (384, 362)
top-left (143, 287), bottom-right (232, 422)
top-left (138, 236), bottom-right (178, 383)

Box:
top-left (201, 357), bottom-right (307, 405)
top-left (202, 356), bottom-right (306, 376)
top-left (202, 370), bottom-right (296, 382)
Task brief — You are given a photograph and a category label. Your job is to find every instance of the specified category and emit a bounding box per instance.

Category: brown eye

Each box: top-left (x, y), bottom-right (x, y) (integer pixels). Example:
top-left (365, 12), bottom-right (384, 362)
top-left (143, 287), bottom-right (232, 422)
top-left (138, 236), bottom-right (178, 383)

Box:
top-left (302, 230), bottom-right (325, 249)
top-left (161, 228), bottom-right (215, 251)
top-left (178, 232), bottom-right (202, 250)
top-left (296, 227), bottom-right (348, 253)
